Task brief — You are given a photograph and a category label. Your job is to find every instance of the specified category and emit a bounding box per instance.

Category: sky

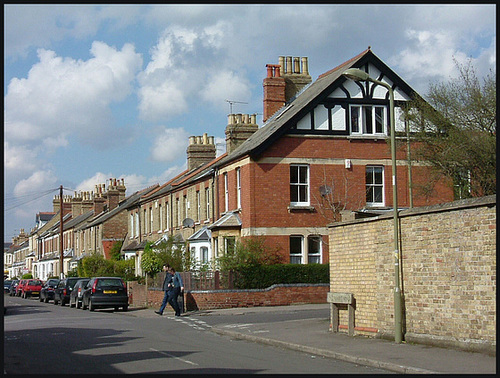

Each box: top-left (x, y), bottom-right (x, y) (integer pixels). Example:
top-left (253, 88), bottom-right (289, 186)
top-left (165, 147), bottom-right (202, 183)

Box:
top-left (3, 3), bottom-right (496, 242)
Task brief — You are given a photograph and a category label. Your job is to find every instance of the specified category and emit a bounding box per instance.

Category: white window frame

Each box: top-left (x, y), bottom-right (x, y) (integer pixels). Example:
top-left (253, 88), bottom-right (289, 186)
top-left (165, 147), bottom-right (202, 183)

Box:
top-left (290, 235), bottom-right (304, 264)
top-left (307, 235), bottom-right (322, 264)
top-left (130, 214), bottom-right (134, 238)
top-left (165, 201), bottom-right (170, 231)
top-left (366, 165), bottom-right (385, 207)
top-left (201, 246), bottom-right (209, 263)
top-left (205, 187), bottom-right (210, 221)
top-left (196, 191), bottom-right (201, 222)
top-left (290, 164), bottom-right (310, 206)
top-left (159, 203), bottom-right (163, 232)
top-left (224, 173), bottom-right (229, 212)
top-left (236, 168), bottom-right (241, 209)
top-left (350, 105), bottom-right (387, 135)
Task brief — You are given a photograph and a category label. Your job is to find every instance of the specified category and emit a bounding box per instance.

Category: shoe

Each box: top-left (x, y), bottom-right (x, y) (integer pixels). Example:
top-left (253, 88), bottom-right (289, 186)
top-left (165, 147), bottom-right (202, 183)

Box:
top-left (155, 311), bottom-right (163, 315)
top-left (175, 313), bottom-right (181, 317)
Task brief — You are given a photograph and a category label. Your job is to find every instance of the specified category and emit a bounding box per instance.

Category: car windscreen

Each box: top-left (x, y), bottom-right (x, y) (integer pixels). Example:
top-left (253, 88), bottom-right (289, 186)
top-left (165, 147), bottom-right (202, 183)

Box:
top-left (96, 279), bottom-right (123, 288)
top-left (29, 280), bottom-right (42, 285)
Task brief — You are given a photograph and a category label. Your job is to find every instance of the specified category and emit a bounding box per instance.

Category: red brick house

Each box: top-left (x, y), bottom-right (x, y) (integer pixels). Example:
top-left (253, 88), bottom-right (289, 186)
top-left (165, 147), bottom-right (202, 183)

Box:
top-left (125, 48), bottom-right (454, 268)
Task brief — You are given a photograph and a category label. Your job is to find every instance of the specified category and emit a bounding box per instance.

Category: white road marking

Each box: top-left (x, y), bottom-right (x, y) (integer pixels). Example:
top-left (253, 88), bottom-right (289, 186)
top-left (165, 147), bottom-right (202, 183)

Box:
top-left (149, 347), bottom-right (198, 366)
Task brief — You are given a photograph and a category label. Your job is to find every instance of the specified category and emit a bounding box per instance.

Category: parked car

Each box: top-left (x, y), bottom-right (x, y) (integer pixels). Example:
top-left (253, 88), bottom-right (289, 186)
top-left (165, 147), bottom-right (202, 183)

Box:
top-left (4, 280), bottom-right (13, 293)
top-left (82, 277), bottom-right (128, 312)
top-left (69, 278), bottom-right (90, 309)
top-left (22, 279), bottom-right (43, 298)
top-left (9, 280), bottom-right (19, 296)
top-left (39, 278), bottom-right (60, 303)
top-left (54, 277), bottom-right (87, 306)
top-left (16, 279), bottom-right (28, 297)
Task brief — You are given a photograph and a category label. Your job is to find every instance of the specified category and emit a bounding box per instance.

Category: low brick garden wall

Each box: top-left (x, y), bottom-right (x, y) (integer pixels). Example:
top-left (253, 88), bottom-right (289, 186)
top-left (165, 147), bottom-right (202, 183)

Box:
top-left (127, 281), bottom-right (328, 311)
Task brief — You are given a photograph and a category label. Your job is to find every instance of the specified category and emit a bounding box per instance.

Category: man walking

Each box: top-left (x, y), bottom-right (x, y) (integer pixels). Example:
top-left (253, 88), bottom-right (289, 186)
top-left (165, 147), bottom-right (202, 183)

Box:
top-left (155, 264), bottom-right (172, 316)
top-left (167, 267), bottom-right (184, 317)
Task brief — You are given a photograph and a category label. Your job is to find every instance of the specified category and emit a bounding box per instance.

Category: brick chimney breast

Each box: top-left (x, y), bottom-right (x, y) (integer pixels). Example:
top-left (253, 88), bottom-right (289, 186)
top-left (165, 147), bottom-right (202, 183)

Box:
top-left (225, 113), bottom-right (258, 154)
top-left (186, 133), bottom-right (216, 171)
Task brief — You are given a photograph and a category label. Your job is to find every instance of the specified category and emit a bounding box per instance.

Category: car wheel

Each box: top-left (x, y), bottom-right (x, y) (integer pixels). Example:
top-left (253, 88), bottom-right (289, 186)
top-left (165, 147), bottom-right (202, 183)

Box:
top-left (54, 298), bottom-right (59, 305)
top-left (76, 301), bottom-right (81, 309)
top-left (60, 298), bottom-right (65, 306)
top-left (122, 306), bottom-right (128, 312)
top-left (39, 295), bottom-right (43, 302)
top-left (44, 296), bottom-right (49, 303)
top-left (82, 300), bottom-right (87, 310)
top-left (89, 300), bottom-right (95, 311)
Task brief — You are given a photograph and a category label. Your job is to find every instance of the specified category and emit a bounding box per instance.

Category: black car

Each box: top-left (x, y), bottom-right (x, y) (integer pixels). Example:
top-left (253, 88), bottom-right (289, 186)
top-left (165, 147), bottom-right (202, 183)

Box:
top-left (4, 280), bottom-right (14, 293)
top-left (39, 278), bottom-right (60, 303)
top-left (9, 280), bottom-right (19, 296)
top-left (69, 278), bottom-right (90, 309)
top-left (54, 277), bottom-right (87, 306)
top-left (82, 277), bottom-right (128, 312)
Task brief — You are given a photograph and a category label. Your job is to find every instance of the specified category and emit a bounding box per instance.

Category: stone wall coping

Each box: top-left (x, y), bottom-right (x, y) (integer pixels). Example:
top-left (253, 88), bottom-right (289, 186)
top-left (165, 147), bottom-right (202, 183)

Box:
top-left (185, 283), bottom-right (329, 294)
top-left (328, 195), bottom-right (496, 228)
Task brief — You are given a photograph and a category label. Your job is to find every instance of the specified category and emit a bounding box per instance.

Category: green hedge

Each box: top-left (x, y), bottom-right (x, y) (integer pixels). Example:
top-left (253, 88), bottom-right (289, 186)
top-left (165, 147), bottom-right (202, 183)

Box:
top-left (233, 263), bottom-right (329, 289)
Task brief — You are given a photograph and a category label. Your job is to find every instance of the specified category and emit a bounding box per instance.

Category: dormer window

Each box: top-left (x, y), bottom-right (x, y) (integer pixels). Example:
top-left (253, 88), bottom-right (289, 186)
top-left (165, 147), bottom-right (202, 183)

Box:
top-left (350, 105), bottom-right (386, 135)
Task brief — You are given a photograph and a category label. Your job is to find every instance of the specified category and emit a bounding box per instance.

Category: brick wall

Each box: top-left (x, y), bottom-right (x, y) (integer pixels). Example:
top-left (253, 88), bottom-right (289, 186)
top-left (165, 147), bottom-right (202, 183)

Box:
top-left (128, 282), bottom-right (328, 312)
top-left (328, 195), bottom-right (496, 353)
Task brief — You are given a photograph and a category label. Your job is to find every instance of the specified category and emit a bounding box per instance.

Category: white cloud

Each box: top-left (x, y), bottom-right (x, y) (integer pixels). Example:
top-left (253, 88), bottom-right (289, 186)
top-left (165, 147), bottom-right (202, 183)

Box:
top-left (150, 128), bottom-right (190, 162)
top-left (13, 170), bottom-right (59, 197)
top-left (137, 22), bottom-right (241, 120)
top-left (4, 141), bottom-right (38, 173)
top-left (200, 70), bottom-right (252, 111)
top-left (4, 41), bottom-right (143, 150)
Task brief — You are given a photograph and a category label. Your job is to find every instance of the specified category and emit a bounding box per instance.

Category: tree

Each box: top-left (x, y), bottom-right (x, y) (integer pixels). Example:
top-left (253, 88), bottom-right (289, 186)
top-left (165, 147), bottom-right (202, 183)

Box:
top-left (407, 58), bottom-right (496, 198)
top-left (140, 242), bottom-right (163, 277)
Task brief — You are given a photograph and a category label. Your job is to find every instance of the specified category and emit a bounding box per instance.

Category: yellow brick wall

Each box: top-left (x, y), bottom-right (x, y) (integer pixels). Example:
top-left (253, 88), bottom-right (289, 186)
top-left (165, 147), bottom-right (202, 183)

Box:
top-left (329, 196), bottom-right (496, 346)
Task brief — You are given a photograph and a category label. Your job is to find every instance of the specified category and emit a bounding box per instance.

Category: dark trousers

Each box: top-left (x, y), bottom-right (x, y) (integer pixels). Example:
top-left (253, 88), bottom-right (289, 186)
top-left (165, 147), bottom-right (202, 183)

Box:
top-left (158, 290), bottom-right (170, 314)
top-left (167, 287), bottom-right (181, 316)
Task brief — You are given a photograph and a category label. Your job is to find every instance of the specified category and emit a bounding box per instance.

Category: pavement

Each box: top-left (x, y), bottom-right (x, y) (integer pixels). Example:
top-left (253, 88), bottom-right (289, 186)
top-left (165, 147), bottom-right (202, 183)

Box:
top-left (127, 303), bottom-right (496, 374)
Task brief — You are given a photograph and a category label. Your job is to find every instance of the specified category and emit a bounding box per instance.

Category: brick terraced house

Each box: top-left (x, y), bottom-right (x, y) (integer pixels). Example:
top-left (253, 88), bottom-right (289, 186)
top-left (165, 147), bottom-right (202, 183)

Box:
top-left (122, 48), bottom-right (454, 270)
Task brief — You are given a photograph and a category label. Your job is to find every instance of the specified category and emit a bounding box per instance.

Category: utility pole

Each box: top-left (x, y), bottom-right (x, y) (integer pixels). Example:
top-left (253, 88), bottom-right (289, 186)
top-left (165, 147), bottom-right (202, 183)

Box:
top-left (59, 185), bottom-right (64, 279)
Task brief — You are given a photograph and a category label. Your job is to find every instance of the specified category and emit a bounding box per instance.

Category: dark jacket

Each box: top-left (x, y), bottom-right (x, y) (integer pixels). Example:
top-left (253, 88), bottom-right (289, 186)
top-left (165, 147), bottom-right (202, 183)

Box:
top-left (171, 272), bottom-right (183, 289)
top-left (162, 272), bottom-right (173, 291)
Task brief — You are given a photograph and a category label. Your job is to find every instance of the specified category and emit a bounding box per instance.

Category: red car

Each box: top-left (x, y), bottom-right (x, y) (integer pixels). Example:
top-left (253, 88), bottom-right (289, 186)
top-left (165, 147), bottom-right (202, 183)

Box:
top-left (16, 279), bottom-right (28, 297)
top-left (22, 279), bottom-right (43, 298)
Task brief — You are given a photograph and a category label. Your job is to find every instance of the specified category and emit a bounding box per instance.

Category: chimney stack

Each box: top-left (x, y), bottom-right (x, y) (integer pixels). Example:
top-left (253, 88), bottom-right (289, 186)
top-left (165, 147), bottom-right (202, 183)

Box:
top-left (106, 178), bottom-right (126, 211)
top-left (263, 56), bottom-right (312, 122)
top-left (186, 133), bottom-right (216, 171)
top-left (93, 184), bottom-right (106, 215)
top-left (225, 113), bottom-right (258, 154)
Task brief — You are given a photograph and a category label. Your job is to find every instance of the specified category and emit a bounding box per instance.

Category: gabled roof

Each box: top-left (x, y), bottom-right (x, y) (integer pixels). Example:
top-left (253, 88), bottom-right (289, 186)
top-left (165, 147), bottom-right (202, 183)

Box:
top-left (187, 226), bottom-right (211, 241)
top-left (208, 211), bottom-right (242, 230)
top-left (63, 210), bottom-right (94, 230)
top-left (212, 48), bottom-right (420, 167)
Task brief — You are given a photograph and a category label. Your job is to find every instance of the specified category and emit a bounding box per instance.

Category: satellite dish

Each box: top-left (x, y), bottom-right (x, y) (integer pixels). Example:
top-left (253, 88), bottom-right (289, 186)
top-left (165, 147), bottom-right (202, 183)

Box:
top-left (182, 218), bottom-right (195, 228)
top-left (319, 185), bottom-right (332, 197)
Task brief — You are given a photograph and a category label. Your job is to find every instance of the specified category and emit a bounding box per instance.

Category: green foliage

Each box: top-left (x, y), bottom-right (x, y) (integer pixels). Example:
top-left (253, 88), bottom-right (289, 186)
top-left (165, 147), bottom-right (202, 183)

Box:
top-left (233, 264), bottom-right (329, 289)
top-left (140, 241), bottom-right (163, 277)
top-left (407, 58), bottom-right (496, 198)
top-left (77, 252), bottom-right (136, 281)
top-left (109, 240), bottom-right (123, 261)
top-left (66, 267), bottom-right (79, 277)
top-left (216, 236), bottom-right (285, 271)
top-left (150, 236), bottom-right (190, 273)
top-left (21, 273), bottom-right (33, 279)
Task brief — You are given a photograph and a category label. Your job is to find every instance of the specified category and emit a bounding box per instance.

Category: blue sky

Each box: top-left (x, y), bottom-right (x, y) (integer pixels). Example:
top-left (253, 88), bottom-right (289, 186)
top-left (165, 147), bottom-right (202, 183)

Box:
top-left (4, 4), bottom-right (496, 242)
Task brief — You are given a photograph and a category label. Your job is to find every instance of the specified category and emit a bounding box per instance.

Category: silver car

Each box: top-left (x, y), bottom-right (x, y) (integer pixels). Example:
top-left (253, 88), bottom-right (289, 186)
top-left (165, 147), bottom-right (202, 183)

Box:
top-left (69, 278), bottom-right (90, 309)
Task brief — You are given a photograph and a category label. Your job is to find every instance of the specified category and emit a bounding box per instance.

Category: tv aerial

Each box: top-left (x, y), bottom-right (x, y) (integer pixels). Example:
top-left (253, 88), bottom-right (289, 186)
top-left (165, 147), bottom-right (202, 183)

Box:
top-left (225, 99), bottom-right (248, 114)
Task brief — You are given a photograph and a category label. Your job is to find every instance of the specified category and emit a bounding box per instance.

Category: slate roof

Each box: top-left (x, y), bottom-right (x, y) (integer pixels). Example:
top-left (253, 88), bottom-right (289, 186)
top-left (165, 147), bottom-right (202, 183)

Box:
top-left (212, 48), bottom-right (419, 168)
top-left (208, 211), bottom-right (242, 230)
top-left (80, 184), bottom-right (159, 230)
